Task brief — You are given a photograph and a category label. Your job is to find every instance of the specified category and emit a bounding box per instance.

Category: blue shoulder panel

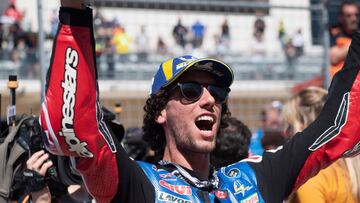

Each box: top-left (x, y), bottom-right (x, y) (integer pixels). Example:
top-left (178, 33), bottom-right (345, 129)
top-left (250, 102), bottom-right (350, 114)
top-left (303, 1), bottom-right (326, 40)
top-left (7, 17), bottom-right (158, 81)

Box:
top-left (217, 161), bottom-right (265, 203)
top-left (137, 161), bottom-right (264, 203)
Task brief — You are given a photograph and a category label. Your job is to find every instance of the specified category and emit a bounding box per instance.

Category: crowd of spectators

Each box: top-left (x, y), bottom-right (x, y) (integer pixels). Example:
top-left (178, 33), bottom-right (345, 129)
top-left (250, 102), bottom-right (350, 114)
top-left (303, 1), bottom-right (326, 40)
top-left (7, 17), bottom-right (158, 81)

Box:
top-left (89, 11), bottom-right (237, 78)
top-left (0, 2), bottom-right (315, 80)
top-left (0, 0), bottom-right (41, 78)
top-left (92, 12), bottom-right (228, 64)
top-left (276, 20), bottom-right (305, 79)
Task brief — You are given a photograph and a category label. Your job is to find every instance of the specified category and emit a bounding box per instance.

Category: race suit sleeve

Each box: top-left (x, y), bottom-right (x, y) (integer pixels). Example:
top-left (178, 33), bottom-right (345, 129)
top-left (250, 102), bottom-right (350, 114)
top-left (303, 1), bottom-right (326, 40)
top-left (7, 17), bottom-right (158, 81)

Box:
top-left (247, 31), bottom-right (360, 203)
top-left (39, 7), bottom-right (154, 203)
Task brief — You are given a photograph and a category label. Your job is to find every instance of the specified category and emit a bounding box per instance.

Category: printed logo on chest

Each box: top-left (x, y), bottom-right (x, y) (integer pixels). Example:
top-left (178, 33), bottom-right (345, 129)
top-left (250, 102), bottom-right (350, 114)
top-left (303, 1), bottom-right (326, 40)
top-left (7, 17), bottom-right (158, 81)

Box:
top-left (158, 192), bottom-right (192, 203)
top-left (159, 180), bottom-right (192, 195)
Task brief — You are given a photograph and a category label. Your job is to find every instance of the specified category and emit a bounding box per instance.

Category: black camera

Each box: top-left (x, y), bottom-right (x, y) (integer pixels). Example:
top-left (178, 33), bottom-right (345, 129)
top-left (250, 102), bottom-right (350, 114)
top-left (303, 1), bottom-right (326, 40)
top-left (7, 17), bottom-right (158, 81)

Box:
top-left (14, 116), bottom-right (58, 179)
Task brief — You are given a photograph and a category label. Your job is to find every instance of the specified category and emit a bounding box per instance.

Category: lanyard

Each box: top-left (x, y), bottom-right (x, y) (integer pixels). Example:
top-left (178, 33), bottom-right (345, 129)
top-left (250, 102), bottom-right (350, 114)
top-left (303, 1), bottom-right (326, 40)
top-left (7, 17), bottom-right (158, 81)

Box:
top-left (158, 160), bottom-right (219, 190)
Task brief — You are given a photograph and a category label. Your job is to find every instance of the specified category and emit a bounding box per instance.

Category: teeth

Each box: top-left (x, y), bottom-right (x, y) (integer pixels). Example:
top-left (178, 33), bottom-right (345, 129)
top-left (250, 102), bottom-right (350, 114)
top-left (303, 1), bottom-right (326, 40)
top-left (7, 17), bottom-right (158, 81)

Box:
top-left (196, 115), bottom-right (214, 122)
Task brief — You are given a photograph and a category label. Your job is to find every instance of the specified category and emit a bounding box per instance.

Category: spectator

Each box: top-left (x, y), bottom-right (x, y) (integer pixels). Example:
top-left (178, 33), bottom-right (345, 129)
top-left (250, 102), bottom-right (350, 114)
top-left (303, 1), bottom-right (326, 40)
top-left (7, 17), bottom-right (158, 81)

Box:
top-left (251, 31), bottom-right (266, 58)
top-left (135, 25), bottom-right (149, 62)
top-left (253, 12), bottom-right (266, 40)
top-left (23, 32), bottom-right (40, 79)
top-left (49, 10), bottom-right (59, 39)
top-left (93, 10), bottom-right (105, 31)
top-left (214, 34), bottom-right (226, 57)
top-left (191, 20), bottom-right (205, 48)
top-left (211, 117), bottom-right (252, 168)
top-left (2, 1), bottom-right (26, 52)
top-left (260, 129), bottom-right (285, 151)
top-left (156, 36), bottom-right (168, 56)
top-left (284, 38), bottom-right (297, 79)
top-left (329, 0), bottom-right (359, 78)
top-left (283, 86), bottom-right (360, 203)
top-left (103, 37), bottom-right (115, 78)
top-left (283, 87), bottom-right (327, 135)
top-left (221, 18), bottom-right (230, 40)
top-left (249, 100), bottom-right (283, 155)
top-left (172, 17), bottom-right (188, 48)
top-left (216, 18), bottom-right (231, 56)
top-left (278, 20), bottom-right (286, 48)
top-left (4, 1), bottom-right (23, 23)
top-left (112, 24), bottom-right (132, 62)
top-left (292, 28), bottom-right (304, 57)
top-left (7, 21), bottom-right (22, 50)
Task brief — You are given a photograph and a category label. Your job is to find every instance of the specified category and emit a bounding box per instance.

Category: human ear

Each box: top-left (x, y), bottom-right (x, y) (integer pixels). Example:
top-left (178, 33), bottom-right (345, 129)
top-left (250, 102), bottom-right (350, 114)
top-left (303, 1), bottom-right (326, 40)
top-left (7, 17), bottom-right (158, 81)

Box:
top-left (155, 109), bottom-right (166, 124)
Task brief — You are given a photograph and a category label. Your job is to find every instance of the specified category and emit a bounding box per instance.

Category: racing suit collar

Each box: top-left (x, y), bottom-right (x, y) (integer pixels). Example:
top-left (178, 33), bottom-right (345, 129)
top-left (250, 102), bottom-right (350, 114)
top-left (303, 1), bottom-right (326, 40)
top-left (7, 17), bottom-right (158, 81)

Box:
top-left (158, 160), bottom-right (219, 191)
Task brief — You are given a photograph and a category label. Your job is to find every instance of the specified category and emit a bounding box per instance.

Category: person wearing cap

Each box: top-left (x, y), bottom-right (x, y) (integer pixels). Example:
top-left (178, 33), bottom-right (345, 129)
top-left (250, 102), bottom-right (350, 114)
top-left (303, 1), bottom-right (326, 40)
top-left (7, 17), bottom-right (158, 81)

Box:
top-left (40, 1), bottom-right (360, 203)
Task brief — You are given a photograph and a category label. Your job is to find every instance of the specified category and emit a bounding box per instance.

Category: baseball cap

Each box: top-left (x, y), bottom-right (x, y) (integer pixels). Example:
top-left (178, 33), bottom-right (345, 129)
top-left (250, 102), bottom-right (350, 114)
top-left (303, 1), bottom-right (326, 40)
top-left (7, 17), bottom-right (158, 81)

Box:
top-left (150, 55), bottom-right (234, 95)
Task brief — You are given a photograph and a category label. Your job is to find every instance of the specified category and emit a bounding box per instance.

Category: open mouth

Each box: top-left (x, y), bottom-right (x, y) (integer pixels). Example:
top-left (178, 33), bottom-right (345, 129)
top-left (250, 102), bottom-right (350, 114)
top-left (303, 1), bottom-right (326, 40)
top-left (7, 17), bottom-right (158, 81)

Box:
top-left (195, 115), bottom-right (215, 131)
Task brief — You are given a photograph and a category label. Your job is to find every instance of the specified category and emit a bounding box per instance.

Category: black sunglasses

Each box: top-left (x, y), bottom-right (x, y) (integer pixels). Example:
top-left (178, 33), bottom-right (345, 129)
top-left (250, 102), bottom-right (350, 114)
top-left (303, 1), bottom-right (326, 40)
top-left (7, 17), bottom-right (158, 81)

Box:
top-left (168, 82), bottom-right (230, 103)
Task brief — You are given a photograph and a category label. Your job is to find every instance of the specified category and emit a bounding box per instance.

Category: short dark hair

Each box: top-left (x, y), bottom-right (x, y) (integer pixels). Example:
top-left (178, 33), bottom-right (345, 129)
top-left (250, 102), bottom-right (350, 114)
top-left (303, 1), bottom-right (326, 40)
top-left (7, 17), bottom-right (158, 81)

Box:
top-left (211, 117), bottom-right (251, 168)
top-left (142, 90), bottom-right (231, 161)
top-left (261, 129), bottom-right (285, 150)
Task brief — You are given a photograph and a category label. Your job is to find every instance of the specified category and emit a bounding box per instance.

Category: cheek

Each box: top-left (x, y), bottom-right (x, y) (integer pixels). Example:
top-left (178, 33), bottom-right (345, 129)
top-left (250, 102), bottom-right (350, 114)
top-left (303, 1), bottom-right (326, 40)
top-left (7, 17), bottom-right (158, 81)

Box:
top-left (166, 101), bottom-right (189, 121)
top-left (214, 104), bottom-right (223, 124)
top-left (216, 104), bottom-right (223, 115)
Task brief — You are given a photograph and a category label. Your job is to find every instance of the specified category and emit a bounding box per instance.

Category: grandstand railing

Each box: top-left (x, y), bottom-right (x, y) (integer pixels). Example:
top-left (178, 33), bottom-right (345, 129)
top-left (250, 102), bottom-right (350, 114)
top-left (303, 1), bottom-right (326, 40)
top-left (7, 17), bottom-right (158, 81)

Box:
top-left (0, 50), bottom-right (322, 81)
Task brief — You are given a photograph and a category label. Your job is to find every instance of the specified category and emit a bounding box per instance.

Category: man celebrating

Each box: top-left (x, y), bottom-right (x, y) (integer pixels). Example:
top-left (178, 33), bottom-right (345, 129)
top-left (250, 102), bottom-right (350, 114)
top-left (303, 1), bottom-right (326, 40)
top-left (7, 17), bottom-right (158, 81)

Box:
top-left (40, 1), bottom-right (360, 202)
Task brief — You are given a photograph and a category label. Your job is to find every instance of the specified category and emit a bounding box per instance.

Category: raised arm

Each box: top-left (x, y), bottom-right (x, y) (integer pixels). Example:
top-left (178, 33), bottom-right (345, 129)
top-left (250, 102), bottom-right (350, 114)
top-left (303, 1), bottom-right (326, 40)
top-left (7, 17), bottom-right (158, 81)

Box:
top-left (39, 2), bottom-right (119, 202)
top-left (39, 2), bottom-right (156, 202)
top-left (329, 43), bottom-right (350, 65)
top-left (247, 31), bottom-right (360, 203)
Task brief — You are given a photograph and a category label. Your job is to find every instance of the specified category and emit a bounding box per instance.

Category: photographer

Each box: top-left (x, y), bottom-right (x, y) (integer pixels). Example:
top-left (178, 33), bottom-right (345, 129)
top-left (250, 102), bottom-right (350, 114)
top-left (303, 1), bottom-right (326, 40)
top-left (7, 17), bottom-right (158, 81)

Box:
top-left (24, 151), bottom-right (93, 203)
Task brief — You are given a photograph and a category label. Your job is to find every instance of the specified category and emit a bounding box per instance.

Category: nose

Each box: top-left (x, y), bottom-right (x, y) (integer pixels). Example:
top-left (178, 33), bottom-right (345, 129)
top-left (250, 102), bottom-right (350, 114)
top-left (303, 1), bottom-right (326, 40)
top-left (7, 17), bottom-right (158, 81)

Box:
top-left (198, 87), bottom-right (215, 109)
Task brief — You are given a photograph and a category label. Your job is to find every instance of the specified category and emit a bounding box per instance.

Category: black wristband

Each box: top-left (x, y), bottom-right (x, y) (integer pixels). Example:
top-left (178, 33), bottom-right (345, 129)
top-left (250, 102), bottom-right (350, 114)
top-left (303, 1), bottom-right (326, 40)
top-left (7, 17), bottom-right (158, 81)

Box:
top-left (59, 7), bottom-right (92, 27)
top-left (23, 169), bottom-right (49, 192)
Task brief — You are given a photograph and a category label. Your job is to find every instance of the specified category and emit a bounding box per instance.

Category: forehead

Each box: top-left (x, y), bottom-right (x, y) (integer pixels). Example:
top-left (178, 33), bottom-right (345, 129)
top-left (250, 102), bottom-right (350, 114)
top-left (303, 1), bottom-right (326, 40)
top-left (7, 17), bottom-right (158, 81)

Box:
top-left (342, 4), bottom-right (359, 13)
top-left (177, 70), bottom-right (218, 84)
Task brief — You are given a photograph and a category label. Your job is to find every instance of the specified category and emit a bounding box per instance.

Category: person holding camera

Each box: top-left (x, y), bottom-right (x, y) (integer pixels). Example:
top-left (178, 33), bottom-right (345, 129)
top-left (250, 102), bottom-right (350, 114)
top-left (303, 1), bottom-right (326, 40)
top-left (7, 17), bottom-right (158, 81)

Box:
top-left (24, 151), bottom-right (93, 203)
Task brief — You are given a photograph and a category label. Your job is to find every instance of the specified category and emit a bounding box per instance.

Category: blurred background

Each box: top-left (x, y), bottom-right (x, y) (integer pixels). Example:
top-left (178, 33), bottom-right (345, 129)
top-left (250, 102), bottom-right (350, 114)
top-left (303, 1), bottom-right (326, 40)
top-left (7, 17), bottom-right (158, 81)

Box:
top-left (0, 0), bottom-right (352, 131)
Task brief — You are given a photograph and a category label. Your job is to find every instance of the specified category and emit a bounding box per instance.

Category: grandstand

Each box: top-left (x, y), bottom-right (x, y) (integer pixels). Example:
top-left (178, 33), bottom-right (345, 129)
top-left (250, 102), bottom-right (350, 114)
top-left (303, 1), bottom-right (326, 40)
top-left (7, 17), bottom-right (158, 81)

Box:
top-left (0, 0), bottom-right (331, 130)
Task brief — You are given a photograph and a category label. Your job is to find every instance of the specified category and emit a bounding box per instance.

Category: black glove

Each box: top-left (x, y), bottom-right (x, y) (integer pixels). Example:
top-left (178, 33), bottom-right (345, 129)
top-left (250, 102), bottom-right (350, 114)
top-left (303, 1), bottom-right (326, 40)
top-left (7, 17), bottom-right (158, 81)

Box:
top-left (23, 169), bottom-right (49, 192)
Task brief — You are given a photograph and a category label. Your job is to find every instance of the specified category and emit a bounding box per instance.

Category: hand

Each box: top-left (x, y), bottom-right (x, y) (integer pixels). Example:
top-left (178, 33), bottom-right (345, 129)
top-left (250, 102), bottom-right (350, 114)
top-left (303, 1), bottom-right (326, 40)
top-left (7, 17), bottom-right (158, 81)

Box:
top-left (26, 150), bottom-right (53, 176)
